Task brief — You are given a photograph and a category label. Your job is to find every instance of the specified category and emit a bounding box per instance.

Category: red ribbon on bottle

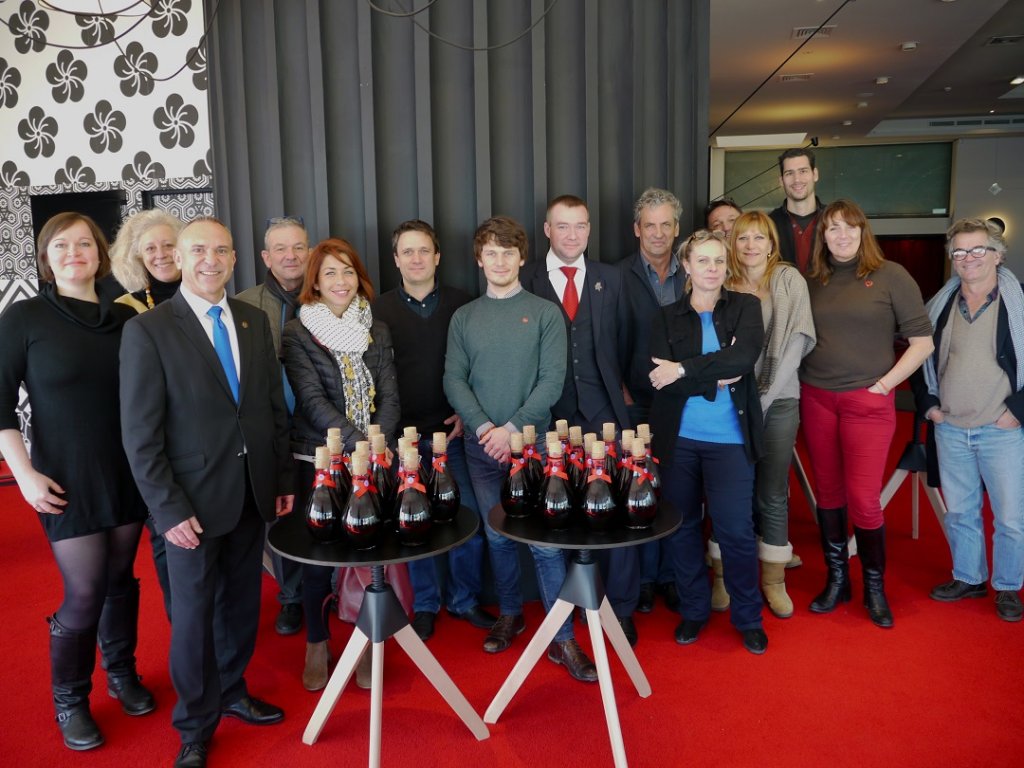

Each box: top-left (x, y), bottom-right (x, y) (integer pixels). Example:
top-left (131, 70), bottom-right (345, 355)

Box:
top-left (632, 467), bottom-right (655, 484)
top-left (509, 456), bottom-right (526, 476)
top-left (523, 445), bottom-right (539, 460)
top-left (545, 462), bottom-right (569, 481)
top-left (313, 469), bottom-right (337, 488)
top-left (567, 453), bottom-right (585, 471)
top-left (373, 452), bottom-right (391, 469)
top-left (432, 455), bottom-right (448, 473)
top-left (587, 467), bottom-right (610, 484)
top-left (400, 473), bottom-right (427, 494)
top-left (352, 477), bottom-right (377, 497)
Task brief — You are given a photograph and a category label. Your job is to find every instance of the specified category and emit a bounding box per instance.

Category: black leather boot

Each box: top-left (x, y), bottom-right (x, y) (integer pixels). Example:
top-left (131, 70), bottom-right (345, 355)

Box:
top-left (49, 615), bottom-right (103, 751)
top-left (98, 579), bottom-right (156, 716)
top-left (854, 525), bottom-right (894, 628)
top-left (809, 507), bottom-right (851, 613)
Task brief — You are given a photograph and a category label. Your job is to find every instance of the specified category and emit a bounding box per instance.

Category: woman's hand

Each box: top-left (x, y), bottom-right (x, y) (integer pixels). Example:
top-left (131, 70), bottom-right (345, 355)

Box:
top-left (649, 357), bottom-right (682, 390)
top-left (718, 375), bottom-right (741, 389)
top-left (17, 469), bottom-right (67, 515)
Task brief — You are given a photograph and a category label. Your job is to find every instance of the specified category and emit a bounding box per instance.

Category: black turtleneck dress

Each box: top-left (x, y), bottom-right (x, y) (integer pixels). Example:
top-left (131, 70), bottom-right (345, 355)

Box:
top-left (0, 283), bottom-right (147, 541)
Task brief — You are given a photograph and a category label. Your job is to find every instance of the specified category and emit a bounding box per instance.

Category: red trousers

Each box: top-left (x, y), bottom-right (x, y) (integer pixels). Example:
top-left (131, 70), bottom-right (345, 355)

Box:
top-left (799, 383), bottom-right (896, 530)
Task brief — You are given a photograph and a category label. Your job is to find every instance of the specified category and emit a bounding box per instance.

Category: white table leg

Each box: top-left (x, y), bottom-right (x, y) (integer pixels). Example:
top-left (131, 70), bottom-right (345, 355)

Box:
top-left (368, 641), bottom-right (384, 768)
top-left (923, 483), bottom-right (948, 541)
top-left (303, 627), bottom-right (370, 745)
top-left (392, 624), bottom-right (490, 740)
top-left (587, 606), bottom-right (628, 768)
top-left (596, 598), bottom-right (650, 697)
top-left (484, 598), bottom-right (575, 723)
top-left (880, 468), bottom-right (908, 508)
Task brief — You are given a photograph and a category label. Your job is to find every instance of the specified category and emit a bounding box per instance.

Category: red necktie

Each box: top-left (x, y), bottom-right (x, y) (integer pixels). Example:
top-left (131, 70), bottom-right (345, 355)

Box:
top-left (560, 266), bottom-right (579, 321)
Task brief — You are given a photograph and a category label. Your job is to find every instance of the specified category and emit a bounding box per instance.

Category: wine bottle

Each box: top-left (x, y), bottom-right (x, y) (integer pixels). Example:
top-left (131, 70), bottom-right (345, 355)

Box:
top-left (370, 433), bottom-right (397, 520)
top-left (343, 453), bottom-right (383, 549)
top-left (428, 431), bottom-right (460, 523)
top-left (635, 424), bottom-right (662, 498)
top-left (601, 422), bottom-right (621, 481)
top-left (567, 425), bottom-right (587, 498)
top-left (623, 438), bottom-right (658, 529)
top-left (615, 428), bottom-right (636, 505)
top-left (540, 440), bottom-right (574, 530)
top-left (582, 440), bottom-right (618, 532)
top-left (396, 449), bottom-right (433, 546)
top-left (326, 434), bottom-right (352, 503)
top-left (501, 432), bottom-right (533, 518)
top-left (521, 424), bottom-right (544, 497)
top-left (305, 446), bottom-right (343, 543)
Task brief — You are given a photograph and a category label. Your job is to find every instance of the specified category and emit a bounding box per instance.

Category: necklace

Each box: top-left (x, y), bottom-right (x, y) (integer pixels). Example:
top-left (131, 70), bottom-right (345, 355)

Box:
top-left (144, 287), bottom-right (155, 309)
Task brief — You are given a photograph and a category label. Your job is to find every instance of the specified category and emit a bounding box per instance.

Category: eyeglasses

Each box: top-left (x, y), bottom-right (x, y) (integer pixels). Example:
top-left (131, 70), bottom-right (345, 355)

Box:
top-left (950, 245), bottom-right (996, 261)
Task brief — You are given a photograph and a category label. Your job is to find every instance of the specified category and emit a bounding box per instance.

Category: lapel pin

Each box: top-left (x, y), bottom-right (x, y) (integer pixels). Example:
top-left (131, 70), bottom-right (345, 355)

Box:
top-left (864, 280), bottom-right (873, 288)
top-left (241, 320), bottom-right (249, 328)
top-left (594, 281), bottom-right (603, 292)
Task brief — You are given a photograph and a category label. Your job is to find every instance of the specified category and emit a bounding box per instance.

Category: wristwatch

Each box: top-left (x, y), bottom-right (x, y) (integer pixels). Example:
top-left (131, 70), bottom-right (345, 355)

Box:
top-left (677, 364), bottom-right (685, 378)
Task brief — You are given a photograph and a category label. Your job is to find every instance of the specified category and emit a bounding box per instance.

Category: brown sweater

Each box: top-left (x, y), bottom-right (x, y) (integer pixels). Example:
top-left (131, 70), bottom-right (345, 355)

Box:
top-left (801, 258), bottom-right (932, 391)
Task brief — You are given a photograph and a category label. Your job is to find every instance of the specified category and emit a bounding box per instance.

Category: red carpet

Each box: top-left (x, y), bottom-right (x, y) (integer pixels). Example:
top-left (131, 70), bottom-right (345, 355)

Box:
top-left (1, 416), bottom-right (1022, 767)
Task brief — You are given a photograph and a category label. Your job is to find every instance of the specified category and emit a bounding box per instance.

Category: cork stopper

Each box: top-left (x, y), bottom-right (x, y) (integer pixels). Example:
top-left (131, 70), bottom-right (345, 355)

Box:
top-left (314, 445), bottom-right (331, 470)
top-left (354, 440), bottom-right (370, 458)
top-left (327, 427), bottom-right (342, 440)
top-left (371, 433), bottom-right (387, 454)
top-left (636, 423), bottom-right (651, 440)
top-left (397, 436), bottom-right (413, 456)
top-left (326, 435), bottom-right (343, 455)
top-left (402, 450), bottom-right (420, 472)
top-left (591, 440), bottom-right (606, 460)
top-left (621, 429), bottom-right (636, 454)
top-left (432, 432), bottom-right (447, 453)
top-left (510, 432), bottom-right (524, 452)
top-left (555, 419), bottom-right (570, 440)
top-left (547, 440), bottom-right (563, 458)
top-left (568, 426), bottom-right (583, 446)
top-left (602, 422), bottom-right (617, 443)
top-left (522, 424), bottom-right (537, 443)
top-left (584, 432), bottom-right (596, 454)
top-left (350, 453), bottom-right (369, 476)
top-left (367, 424), bottom-right (382, 437)
top-left (631, 438), bottom-right (647, 458)
top-left (403, 426), bottom-right (419, 441)
top-left (545, 431), bottom-right (559, 447)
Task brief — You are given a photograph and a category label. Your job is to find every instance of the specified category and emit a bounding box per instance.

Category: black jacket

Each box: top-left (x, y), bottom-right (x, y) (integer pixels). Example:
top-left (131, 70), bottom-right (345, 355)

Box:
top-left (282, 317), bottom-right (400, 455)
top-left (769, 196), bottom-right (825, 270)
top-left (649, 289), bottom-right (765, 466)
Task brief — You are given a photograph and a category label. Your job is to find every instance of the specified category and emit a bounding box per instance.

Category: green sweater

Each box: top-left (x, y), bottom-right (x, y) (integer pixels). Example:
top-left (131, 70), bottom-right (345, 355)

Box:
top-left (444, 290), bottom-right (567, 435)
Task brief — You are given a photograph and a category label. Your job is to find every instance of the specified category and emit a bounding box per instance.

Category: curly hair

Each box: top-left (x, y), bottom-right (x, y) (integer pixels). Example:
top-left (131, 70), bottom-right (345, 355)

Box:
top-left (109, 209), bottom-right (184, 292)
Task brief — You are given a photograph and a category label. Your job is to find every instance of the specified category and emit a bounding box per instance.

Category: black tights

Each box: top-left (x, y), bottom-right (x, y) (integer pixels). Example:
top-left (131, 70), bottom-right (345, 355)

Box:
top-left (49, 522), bottom-right (144, 631)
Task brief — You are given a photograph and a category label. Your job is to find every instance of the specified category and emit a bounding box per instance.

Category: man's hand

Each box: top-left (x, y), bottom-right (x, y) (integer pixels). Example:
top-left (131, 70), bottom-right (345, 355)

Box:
top-left (994, 410), bottom-right (1020, 430)
top-left (926, 406), bottom-right (945, 424)
top-left (444, 413), bottom-right (464, 440)
top-left (275, 494), bottom-right (295, 517)
top-left (481, 426), bottom-right (512, 463)
top-left (165, 516), bottom-right (203, 549)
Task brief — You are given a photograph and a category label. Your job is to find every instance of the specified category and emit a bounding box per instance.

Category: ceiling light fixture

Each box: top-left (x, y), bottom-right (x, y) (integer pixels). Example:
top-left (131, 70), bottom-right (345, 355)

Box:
top-left (900, 41), bottom-right (919, 52)
top-left (842, 120), bottom-right (853, 126)
top-left (1011, 76), bottom-right (1024, 86)
top-left (875, 76), bottom-right (890, 85)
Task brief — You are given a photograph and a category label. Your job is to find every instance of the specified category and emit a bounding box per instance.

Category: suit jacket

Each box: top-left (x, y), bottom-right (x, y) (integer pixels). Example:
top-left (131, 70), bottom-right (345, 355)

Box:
top-left (120, 290), bottom-right (293, 537)
top-left (520, 258), bottom-right (630, 427)
top-left (769, 197), bottom-right (825, 270)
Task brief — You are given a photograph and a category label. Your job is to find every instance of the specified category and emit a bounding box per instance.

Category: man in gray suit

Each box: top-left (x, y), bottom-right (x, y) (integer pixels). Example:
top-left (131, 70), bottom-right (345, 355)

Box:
top-left (120, 217), bottom-right (294, 768)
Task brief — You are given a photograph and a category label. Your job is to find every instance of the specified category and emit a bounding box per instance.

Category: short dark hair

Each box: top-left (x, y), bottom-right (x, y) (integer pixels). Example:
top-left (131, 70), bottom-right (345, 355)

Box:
top-left (300, 238), bottom-right (375, 305)
top-left (704, 198), bottom-right (742, 223)
top-left (391, 219), bottom-right (439, 255)
top-left (546, 195), bottom-right (588, 218)
top-left (36, 212), bottom-right (111, 283)
top-left (473, 216), bottom-right (528, 262)
top-left (777, 147), bottom-right (816, 175)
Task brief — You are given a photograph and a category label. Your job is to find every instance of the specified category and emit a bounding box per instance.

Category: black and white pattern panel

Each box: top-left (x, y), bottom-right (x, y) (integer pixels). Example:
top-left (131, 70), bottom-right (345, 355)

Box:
top-left (0, 1), bottom-right (209, 191)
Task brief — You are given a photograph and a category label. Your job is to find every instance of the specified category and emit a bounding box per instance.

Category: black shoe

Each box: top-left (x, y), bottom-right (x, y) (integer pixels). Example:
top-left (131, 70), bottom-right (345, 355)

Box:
top-left (657, 582), bottom-right (681, 613)
top-left (547, 639), bottom-right (598, 683)
top-left (447, 605), bottom-right (498, 630)
top-left (107, 673), bottom-right (156, 716)
top-left (674, 619), bottom-right (706, 645)
top-left (617, 616), bottom-right (638, 647)
top-left (995, 591), bottom-right (1023, 622)
top-left (637, 583), bottom-right (655, 614)
top-left (930, 579), bottom-right (987, 602)
top-left (274, 604), bottom-right (303, 636)
top-left (411, 611), bottom-right (437, 641)
top-left (56, 709), bottom-right (103, 751)
top-left (740, 628), bottom-right (768, 655)
top-left (221, 694), bottom-right (284, 725)
top-left (174, 742), bottom-right (208, 768)
top-left (483, 614), bottom-right (525, 654)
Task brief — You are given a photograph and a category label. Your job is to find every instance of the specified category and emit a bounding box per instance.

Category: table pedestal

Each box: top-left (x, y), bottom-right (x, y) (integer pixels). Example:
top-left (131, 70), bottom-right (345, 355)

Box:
top-left (303, 565), bottom-right (489, 766)
top-left (485, 550), bottom-right (650, 768)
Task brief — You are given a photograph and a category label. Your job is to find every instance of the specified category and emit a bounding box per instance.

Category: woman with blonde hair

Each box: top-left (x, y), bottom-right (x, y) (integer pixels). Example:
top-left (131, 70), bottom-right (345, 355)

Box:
top-left (725, 211), bottom-right (816, 618)
top-left (110, 209), bottom-right (183, 312)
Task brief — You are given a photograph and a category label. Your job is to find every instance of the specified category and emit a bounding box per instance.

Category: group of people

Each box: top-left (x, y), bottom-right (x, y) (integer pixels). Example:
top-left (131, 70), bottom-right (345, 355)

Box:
top-left (1, 148), bottom-right (1021, 768)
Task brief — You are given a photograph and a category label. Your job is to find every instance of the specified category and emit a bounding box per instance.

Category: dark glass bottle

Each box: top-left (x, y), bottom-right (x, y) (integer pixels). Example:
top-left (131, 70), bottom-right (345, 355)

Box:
top-left (582, 441), bottom-right (618, 532)
top-left (501, 432), bottom-right (533, 518)
top-left (566, 425), bottom-right (587, 499)
top-left (623, 438), bottom-right (658, 530)
top-left (636, 424), bottom-right (662, 499)
top-left (521, 425), bottom-right (545, 504)
top-left (428, 431), bottom-right (460, 523)
top-left (305, 446), bottom-right (343, 543)
top-left (396, 450), bottom-right (433, 546)
top-left (370, 433), bottom-right (397, 520)
top-left (343, 453), bottom-right (383, 549)
top-left (326, 434), bottom-right (352, 504)
top-left (601, 422), bottom-right (621, 483)
top-left (614, 428), bottom-right (636, 505)
top-left (540, 441), bottom-right (574, 530)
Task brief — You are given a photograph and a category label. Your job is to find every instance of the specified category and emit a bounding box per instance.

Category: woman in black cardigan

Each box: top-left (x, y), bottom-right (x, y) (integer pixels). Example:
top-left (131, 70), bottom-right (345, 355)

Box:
top-left (282, 237), bottom-right (399, 691)
top-left (648, 230), bottom-right (767, 654)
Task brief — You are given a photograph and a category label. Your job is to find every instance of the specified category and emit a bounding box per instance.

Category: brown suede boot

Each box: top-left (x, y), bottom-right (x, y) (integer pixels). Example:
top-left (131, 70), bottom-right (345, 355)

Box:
top-left (302, 641), bottom-right (330, 692)
top-left (708, 540), bottom-right (730, 612)
top-left (355, 648), bottom-right (372, 690)
top-left (760, 541), bottom-right (795, 618)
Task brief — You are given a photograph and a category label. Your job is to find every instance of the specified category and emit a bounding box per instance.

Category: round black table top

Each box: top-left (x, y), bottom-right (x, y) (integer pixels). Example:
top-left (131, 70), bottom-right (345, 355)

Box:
top-left (268, 505), bottom-right (478, 567)
top-left (488, 502), bottom-right (680, 551)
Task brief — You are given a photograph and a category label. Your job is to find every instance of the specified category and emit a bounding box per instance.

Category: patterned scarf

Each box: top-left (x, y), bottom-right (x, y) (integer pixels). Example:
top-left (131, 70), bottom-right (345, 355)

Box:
top-left (298, 295), bottom-right (377, 435)
top-left (922, 265), bottom-right (1024, 396)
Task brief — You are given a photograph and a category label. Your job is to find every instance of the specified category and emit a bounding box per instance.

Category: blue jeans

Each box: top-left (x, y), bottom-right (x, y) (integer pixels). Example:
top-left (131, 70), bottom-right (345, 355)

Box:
top-left (662, 437), bottom-right (763, 630)
top-left (407, 436), bottom-right (485, 614)
top-left (934, 421), bottom-right (1024, 591)
top-left (464, 433), bottom-right (573, 643)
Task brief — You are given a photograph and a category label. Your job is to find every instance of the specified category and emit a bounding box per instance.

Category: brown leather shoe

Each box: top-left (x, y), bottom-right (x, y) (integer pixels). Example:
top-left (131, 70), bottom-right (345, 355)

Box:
top-left (482, 614), bottom-right (525, 654)
top-left (546, 639), bottom-right (598, 683)
top-left (302, 641), bottom-right (330, 691)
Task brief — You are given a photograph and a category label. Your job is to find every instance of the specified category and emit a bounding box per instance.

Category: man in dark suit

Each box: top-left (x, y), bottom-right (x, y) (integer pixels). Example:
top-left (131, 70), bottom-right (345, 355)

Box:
top-left (521, 194), bottom-right (640, 643)
top-left (120, 217), bottom-right (294, 768)
top-left (768, 147), bottom-right (826, 273)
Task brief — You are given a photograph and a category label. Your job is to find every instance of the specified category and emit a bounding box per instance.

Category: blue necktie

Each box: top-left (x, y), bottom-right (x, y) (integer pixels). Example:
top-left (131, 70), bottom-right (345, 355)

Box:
top-left (207, 306), bottom-right (239, 402)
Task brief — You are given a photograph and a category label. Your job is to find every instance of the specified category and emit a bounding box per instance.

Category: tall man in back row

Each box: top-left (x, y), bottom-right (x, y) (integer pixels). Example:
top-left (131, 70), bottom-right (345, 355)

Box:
top-left (121, 218), bottom-right (294, 768)
top-left (520, 194), bottom-right (640, 644)
top-left (445, 215), bottom-right (598, 683)
top-left (769, 147), bottom-right (826, 273)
